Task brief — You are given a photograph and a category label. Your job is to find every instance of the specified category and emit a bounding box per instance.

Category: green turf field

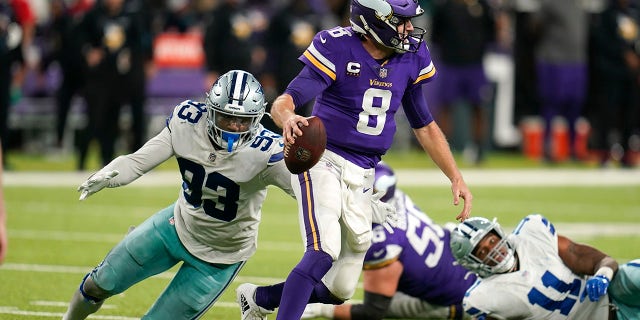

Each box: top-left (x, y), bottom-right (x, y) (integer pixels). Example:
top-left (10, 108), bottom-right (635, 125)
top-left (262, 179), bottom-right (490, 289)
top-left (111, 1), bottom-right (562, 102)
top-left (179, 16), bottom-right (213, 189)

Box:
top-left (1, 180), bottom-right (639, 319)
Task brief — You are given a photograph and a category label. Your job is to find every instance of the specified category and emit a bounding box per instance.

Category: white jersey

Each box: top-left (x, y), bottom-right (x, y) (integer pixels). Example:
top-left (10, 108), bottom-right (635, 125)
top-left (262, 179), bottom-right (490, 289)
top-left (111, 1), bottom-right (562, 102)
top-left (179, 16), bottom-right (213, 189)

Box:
top-left (99, 100), bottom-right (295, 264)
top-left (463, 214), bottom-right (611, 319)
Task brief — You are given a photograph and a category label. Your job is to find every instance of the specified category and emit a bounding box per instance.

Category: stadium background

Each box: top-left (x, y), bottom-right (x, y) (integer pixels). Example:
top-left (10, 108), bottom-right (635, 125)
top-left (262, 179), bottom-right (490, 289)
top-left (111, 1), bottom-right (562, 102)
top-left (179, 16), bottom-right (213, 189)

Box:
top-left (2, 0), bottom-right (639, 318)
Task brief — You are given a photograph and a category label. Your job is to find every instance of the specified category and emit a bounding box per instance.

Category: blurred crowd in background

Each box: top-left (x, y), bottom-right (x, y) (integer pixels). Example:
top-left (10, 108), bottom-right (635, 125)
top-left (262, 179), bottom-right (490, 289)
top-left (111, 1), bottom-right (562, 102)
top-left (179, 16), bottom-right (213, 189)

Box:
top-left (1, 0), bottom-right (639, 170)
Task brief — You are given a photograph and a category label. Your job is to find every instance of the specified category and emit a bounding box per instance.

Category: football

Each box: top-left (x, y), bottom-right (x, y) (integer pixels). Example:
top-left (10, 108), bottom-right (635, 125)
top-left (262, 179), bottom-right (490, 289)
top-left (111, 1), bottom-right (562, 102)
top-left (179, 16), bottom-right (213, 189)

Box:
top-left (284, 116), bottom-right (327, 174)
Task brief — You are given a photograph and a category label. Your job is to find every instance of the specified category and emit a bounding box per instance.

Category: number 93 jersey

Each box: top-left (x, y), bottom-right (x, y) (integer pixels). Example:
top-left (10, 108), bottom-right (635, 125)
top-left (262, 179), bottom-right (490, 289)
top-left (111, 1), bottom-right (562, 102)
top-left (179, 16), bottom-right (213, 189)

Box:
top-left (463, 214), bottom-right (610, 319)
top-left (300, 26), bottom-right (437, 159)
top-left (167, 100), bottom-right (295, 264)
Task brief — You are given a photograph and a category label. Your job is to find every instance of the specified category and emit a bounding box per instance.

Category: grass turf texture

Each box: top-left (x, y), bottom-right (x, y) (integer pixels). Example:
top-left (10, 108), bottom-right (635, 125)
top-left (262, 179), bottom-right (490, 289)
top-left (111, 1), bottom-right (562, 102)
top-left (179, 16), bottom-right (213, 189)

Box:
top-left (1, 183), bottom-right (639, 319)
top-left (4, 147), bottom-right (610, 172)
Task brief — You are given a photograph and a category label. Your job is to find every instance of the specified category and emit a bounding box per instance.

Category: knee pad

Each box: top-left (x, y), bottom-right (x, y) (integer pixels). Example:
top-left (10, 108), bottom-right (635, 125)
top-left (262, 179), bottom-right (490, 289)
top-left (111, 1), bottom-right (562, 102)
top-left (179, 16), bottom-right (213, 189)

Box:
top-left (90, 258), bottom-right (127, 295)
top-left (323, 253), bottom-right (367, 300)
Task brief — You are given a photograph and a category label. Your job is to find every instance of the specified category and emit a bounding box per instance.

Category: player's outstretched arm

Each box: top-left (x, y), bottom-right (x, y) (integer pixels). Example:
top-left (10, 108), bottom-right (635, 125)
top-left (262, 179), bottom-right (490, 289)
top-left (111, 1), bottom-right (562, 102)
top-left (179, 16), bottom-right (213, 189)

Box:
top-left (558, 235), bottom-right (618, 277)
top-left (77, 128), bottom-right (174, 201)
top-left (557, 235), bottom-right (619, 302)
top-left (413, 122), bottom-right (472, 221)
top-left (0, 144), bottom-right (6, 265)
top-left (78, 170), bottom-right (120, 201)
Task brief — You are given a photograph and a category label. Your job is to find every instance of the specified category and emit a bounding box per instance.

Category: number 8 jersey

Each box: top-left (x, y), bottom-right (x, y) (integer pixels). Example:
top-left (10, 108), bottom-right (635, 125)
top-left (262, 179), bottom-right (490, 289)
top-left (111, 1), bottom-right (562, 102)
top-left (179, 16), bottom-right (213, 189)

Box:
top-left (462, 214), bottom-right (610, 319)
top-left (297, 26), bottom-right (437, 167)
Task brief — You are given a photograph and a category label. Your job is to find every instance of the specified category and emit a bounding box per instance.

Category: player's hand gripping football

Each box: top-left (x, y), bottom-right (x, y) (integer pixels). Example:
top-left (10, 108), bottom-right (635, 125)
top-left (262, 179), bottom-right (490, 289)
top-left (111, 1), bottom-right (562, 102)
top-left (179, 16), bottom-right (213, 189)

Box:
top-left (371, 191), bottom-right (399, 233)
top-left (282, 115), bottom-right (309, 146)
top-left (78, 170), bottom-right (119, 201)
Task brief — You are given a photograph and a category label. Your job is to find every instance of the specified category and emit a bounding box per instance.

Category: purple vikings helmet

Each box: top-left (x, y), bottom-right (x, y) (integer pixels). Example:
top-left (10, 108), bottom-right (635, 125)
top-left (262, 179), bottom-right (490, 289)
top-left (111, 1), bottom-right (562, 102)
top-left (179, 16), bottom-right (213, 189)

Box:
top-left (374, 161), bottom-right (397, 203)
top-left (206, 70), bottom-right (266, 152)
top-left (350, 0), bottom-right (426, 53)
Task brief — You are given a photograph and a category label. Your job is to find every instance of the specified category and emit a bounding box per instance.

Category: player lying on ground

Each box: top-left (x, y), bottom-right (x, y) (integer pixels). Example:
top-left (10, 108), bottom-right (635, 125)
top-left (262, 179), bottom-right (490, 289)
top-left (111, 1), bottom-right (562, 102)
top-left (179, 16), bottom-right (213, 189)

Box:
top-left (450, 214), bottom-right (640, 319)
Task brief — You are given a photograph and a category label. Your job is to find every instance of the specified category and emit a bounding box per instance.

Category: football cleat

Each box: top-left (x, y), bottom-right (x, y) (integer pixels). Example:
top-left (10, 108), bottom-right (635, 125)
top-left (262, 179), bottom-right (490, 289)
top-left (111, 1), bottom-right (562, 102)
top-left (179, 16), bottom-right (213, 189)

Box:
top-left (236, 283), bottom-right (273, 320)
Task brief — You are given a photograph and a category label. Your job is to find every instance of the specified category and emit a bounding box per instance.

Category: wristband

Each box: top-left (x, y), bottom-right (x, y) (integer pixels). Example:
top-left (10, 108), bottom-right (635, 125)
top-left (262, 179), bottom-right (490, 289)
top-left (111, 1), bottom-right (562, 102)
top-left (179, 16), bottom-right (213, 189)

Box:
top-left (595, 266), bottom-right (614, 280)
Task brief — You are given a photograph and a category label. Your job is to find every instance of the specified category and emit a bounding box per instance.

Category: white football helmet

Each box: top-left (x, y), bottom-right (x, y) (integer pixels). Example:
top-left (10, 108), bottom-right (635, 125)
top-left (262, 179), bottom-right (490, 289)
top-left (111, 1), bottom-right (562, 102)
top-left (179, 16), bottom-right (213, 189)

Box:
top-left (206, 70), bottom-right (266, 152)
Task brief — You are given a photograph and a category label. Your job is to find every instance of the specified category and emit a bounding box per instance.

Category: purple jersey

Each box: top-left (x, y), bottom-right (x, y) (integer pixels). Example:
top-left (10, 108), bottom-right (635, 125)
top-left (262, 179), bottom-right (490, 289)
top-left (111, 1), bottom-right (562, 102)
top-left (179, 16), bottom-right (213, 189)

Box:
top-left (365, 190), bottom-right (476, 306)
top-left (298, 27), bottom-right (436, 168)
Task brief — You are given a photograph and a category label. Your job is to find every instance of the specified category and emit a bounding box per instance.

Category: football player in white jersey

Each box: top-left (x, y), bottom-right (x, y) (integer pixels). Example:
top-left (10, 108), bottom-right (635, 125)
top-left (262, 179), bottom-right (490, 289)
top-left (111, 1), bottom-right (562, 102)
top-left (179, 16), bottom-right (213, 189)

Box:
top-left (62, 70), bottom-right (295, 319)
top-left (450, 215), bottom-right (640, 320)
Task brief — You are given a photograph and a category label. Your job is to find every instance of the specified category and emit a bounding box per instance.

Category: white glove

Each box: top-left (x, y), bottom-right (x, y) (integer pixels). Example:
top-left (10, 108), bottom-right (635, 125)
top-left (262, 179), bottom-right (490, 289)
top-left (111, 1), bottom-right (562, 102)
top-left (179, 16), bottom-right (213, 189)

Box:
top-left (78, 170), bottom-right (119, 201)
top-left (301, 303), bottom-right (334, 319)
top-left (371, 191), bottom-right (398, 234)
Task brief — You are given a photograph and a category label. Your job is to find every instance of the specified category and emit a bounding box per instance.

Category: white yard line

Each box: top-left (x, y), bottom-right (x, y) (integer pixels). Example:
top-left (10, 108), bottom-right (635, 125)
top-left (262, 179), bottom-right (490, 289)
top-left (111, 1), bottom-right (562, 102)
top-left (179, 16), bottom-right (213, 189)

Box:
top-left (0, 262), bottom-right (286, 285)
top-left (6, 168), bottom-right (640, 187)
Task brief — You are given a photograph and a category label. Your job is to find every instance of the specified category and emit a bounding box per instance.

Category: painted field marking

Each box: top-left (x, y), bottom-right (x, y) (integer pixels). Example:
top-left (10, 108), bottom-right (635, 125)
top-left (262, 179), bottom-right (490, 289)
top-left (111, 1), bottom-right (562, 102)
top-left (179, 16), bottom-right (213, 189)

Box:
top-left (5, 169), bottom-right (640, 187)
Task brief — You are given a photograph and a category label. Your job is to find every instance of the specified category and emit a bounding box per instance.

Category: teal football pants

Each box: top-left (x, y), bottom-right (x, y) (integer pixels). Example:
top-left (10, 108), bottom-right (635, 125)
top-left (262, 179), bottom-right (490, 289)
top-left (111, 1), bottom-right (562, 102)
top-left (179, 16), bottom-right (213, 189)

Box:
top-left (609, 259), bottom-right (640, 320)
top-left (90, 203), bottom-right (245, 319)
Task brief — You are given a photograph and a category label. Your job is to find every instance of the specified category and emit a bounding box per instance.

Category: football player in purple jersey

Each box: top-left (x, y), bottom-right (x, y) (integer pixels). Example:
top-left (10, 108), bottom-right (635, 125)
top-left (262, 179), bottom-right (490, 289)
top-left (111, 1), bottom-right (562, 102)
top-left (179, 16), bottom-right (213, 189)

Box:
top-left (301, 162), bottom-right (476, 320)
top-left (236, 1), bottom-right (472, 319)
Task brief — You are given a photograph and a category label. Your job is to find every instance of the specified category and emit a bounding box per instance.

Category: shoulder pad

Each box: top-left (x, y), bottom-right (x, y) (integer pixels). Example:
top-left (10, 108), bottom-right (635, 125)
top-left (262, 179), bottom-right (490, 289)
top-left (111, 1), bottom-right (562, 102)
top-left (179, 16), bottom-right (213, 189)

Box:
top-left (412, 42), bottom-right (437, 85)
top-left (245, 128), bottom-right (286, 165)
top-left (301, 27), bottom-right (354, 81)
top-left (168, 100), bottom-right (208, 125)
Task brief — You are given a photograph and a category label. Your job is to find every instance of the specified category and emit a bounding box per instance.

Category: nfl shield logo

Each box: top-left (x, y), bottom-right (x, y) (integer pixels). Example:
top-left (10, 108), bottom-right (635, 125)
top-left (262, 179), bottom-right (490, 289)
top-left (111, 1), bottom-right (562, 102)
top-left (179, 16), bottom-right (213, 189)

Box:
top-left (379, 67), bottom-right (388, 78)
top-left (208, 153), bottom-right (217, 162)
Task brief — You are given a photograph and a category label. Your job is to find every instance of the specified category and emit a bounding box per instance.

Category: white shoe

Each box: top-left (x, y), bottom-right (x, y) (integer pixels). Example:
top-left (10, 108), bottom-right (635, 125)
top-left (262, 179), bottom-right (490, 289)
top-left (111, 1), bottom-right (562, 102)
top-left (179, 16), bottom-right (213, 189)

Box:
top-left (236, 283), bottom-right (273, 320)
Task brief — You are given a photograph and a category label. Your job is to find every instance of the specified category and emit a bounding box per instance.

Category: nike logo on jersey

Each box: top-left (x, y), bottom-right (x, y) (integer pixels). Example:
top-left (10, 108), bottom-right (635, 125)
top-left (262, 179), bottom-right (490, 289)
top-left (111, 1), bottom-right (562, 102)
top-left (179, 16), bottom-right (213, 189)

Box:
top-left (363, 188), bottom-right (371, 193)
top-left (320, 35), bottom-right (327, 43)
top-left (372, 249), bottom-right (385, 258)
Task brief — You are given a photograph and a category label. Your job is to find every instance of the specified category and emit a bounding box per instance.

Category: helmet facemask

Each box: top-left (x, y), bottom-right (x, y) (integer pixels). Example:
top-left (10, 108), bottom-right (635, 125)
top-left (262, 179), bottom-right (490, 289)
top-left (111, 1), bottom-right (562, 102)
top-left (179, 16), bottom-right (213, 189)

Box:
top-left (206, 70), bottom-right (266, 152)
top-left (468, 232), bottom-right (516, 277)
top-left (450, 217), bottom-right (517, 278)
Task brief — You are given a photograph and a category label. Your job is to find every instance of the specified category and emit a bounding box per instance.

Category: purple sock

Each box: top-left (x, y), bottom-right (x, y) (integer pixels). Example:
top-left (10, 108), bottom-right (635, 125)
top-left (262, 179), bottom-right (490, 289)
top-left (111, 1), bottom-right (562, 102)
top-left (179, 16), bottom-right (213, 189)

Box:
top-left (309, 281), bottom-right (344, 305)
top-left (276, 250), bottom-right (332, 320)
top-left (255, 282), bottom-right (284, 311)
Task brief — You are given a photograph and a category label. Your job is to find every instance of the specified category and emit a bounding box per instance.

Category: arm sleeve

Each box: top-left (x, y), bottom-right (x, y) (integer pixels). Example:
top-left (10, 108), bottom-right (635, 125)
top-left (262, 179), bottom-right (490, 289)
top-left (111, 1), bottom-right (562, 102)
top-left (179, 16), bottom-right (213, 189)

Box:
top-left (350, 291), bottom-right (392, 320)
top-left (284, 65), bottom-right (330, 111)
top-left (104, 128), bottom-right (174, 187)
top-left (261, 160), bottom-right (295, 198)
top-left (401, 86), bottom-right (434, 128)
